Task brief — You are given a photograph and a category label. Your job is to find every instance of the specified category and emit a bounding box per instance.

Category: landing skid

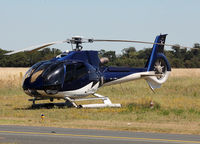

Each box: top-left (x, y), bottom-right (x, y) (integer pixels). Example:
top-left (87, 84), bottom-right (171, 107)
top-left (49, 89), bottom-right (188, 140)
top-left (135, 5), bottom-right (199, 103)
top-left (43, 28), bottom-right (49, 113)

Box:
top-left (29, 98), bottom-right (48, 105)
top-left (29, 93), bottom-right (121, 108)
top-left (29, 98), bottom-right (54, 108)
top-left (65, 93), bottom-right (121, 108)
top-left (29, 98), bottom-right (77, 108)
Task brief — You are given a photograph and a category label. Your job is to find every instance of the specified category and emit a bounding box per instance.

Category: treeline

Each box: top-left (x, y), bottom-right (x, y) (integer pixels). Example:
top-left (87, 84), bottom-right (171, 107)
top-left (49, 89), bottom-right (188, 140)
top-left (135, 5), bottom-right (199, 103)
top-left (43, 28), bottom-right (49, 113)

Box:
top-left (0, 48), bottom-right (62, 67)
top-left (0, 44), bottom-right (200, 68)
top-left (99, 43), bottom-right (200, 68)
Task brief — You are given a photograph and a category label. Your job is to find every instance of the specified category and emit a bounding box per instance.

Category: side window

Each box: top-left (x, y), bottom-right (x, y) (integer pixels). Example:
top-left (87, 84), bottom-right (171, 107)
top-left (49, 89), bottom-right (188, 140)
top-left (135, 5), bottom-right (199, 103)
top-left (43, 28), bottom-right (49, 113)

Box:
top-left (64, 62), bottom-right (88, 83)
top-left (75, 63), bottom-right (88, 80)
top-left (65, 64), bottom-right (75, 82)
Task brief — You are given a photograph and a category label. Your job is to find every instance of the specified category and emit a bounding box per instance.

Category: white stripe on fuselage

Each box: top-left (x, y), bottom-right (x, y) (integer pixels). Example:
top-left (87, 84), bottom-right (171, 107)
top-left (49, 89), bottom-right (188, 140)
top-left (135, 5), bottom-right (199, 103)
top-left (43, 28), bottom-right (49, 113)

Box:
top-left (103, 71), bottom-right (155, 86)
top-left (37, 82), bottom-right (100, 99)
top-left (59, 82), bottom-right (99, 98)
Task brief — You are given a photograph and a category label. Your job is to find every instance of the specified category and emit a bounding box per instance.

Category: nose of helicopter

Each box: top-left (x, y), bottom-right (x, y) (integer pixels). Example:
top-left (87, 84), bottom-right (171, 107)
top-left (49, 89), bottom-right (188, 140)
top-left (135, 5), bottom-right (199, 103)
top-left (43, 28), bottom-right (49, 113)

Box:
top-left (22, 62), bottom-right (66, 95)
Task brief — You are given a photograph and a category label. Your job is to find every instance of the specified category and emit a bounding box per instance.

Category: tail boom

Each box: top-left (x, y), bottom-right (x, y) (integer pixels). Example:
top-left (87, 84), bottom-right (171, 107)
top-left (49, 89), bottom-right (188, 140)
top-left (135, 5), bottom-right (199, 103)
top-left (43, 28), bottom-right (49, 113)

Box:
top-left (102, 34), bottom-right (171, 90)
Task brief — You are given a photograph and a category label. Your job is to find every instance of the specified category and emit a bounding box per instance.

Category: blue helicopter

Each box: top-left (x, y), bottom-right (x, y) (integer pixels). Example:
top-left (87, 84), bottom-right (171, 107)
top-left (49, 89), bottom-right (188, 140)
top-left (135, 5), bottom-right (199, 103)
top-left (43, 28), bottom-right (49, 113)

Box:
top-left (6, 34), bottom-right (171, 108)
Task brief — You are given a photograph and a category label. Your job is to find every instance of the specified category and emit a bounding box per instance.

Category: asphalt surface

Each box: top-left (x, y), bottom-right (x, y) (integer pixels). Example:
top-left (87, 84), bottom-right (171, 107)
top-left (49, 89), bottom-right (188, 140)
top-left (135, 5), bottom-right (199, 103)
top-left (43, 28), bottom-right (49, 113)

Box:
top-left (0, 125), bottom-right (200, 144)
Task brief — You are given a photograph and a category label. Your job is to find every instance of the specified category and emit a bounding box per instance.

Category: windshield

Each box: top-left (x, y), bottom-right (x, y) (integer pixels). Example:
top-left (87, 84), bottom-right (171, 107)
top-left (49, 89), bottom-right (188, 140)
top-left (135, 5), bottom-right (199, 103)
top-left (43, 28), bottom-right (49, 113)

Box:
top-left (24, 61), bottom-right (46, 80)
top-left (43, 63), bottom-right (65, 86)
top-left (30, 62), bottom-right (51, 83)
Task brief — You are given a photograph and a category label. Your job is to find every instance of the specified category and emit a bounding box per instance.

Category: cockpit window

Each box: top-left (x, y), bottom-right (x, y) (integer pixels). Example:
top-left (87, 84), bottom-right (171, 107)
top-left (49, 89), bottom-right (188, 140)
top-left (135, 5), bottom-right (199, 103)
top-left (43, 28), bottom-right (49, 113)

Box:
top-left (64, 62), bottom-right (88, 82)
top-left (42, 62), bottom-right (60, 77)
top-left (24, 61), bottom-right (46, 80)
top-left (76, 63), bottom-right (88, 80)
top-left (30, 70), bottom-right (44, 83)
top-left (34, 62), bottom-right (52, 74)
top-left (30, 61), bottom-right (44, 74)
top-left (64, 64), bottom-right (75, 82)
top-left (44, 63), bottom-right (64, 86)
top-left (30, 62), bottom-right (51, 83)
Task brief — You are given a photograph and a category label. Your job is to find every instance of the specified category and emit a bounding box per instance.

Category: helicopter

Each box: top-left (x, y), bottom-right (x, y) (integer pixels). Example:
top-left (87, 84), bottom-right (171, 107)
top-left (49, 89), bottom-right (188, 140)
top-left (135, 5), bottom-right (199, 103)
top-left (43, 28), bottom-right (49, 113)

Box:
top-left (5, 34), bottom-right (172, 108)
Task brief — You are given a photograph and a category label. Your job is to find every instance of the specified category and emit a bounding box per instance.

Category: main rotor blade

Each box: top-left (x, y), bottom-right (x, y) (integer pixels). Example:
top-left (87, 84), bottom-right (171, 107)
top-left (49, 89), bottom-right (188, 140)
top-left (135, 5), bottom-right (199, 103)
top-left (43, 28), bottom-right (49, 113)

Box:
top-left (93, 39), bottom-right (195, 49)
top-left (5, 40), bottom-right (66, 55)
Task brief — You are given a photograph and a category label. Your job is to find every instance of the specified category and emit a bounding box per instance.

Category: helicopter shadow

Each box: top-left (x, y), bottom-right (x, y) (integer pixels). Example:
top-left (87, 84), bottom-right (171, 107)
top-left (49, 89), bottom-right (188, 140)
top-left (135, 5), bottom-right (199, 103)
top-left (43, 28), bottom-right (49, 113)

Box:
top-left (15, 102), bottom-right (72, 110)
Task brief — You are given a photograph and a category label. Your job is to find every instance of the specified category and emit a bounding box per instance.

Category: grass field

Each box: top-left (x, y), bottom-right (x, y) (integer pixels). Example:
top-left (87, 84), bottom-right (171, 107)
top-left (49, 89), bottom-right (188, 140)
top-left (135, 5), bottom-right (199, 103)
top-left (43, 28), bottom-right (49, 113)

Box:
top-left (0, 68), bottom-right (200, 134)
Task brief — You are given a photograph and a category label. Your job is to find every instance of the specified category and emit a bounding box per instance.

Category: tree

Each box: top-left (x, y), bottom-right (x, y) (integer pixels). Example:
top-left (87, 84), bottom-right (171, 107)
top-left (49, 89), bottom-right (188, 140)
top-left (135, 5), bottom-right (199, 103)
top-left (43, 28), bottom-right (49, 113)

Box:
top-left (0, 48), bottom-right (62, 67)
top-left (2, 43), bottom-right (200, 68)
top-left (122, 47), bottom-right (136, 58)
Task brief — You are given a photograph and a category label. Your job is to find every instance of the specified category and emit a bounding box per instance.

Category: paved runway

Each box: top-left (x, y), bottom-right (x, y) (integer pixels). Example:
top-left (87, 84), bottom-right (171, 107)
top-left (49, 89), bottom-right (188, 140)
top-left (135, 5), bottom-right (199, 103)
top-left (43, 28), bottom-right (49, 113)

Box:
top-left (0, 125), bottom-right (200, 144)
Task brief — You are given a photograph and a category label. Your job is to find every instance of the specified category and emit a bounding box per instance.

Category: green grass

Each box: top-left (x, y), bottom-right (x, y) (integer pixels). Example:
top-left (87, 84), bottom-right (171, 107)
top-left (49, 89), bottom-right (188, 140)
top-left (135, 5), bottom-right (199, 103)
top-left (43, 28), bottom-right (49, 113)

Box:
top-left (0, 69), bottom-right (200, 134)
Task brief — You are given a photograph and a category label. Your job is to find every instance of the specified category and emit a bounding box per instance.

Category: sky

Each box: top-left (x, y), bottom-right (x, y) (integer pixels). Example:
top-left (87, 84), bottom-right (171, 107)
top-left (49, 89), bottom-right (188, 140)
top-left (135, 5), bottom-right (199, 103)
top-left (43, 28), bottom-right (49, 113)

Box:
top-left (0, 0), bottom-right (200, 54)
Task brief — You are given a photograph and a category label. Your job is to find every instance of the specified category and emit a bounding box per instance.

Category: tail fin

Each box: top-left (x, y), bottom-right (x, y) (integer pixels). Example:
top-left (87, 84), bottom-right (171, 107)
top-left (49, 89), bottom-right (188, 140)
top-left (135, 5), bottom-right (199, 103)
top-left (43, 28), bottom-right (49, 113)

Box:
top-left (145, 34), bottom-right (168, 71)
top-left (145, 34), bottom-right (171, 90)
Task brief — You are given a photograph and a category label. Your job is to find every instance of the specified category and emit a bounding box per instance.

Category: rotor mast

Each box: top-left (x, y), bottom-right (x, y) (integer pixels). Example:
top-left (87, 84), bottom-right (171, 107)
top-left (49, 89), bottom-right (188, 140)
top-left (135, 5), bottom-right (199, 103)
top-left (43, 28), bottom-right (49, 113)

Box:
top-left (72, 36), bottom-right (83, 51)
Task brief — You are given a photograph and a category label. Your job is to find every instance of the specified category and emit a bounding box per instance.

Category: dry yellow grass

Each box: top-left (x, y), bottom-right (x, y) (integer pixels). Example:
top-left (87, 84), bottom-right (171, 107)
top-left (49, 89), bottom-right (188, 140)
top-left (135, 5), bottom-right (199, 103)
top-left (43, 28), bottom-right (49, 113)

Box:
top-left (0, 68), bottom-right (28, 88)
top-left (170, 68), bottom-right (200, 77)
top-left (1, 68), bottom-right (199, 81)
top-left (0, 68), bottom-right (200, 135)
top-left (0, 67), bottom-right (199, 88)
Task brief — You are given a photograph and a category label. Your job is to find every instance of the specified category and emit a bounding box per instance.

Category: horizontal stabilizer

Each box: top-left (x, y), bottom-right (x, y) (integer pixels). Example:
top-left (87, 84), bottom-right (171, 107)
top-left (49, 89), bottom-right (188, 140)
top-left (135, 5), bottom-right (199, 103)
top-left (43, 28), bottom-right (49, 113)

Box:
top-left (141, 74), bottom-right (163, 77)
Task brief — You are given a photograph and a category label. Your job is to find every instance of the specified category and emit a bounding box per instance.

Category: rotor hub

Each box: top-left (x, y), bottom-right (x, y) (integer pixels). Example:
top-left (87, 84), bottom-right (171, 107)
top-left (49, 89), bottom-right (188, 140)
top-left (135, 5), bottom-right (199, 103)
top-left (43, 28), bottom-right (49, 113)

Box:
top-left (66, 36), bottom-right (93, 51)
top-left (71, 36), bottom-right (83, 43)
